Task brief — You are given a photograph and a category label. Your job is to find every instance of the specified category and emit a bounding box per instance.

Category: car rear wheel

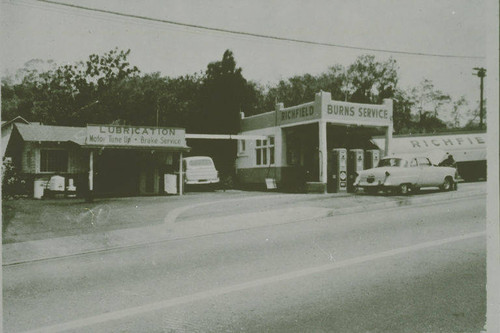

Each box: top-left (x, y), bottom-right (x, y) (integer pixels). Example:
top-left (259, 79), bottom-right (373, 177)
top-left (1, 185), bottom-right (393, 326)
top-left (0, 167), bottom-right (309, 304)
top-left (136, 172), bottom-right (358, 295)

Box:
top-left (399, 183), bottom-right (410, 195)
top-left (440, 177), bottom-right (452, 191)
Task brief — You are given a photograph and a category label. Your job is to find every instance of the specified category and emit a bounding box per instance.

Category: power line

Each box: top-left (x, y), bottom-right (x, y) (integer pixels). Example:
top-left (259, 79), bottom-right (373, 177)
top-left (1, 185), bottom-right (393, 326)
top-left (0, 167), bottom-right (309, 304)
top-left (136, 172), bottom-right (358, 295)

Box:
top-left (33, 0), bottom-right (484, 60)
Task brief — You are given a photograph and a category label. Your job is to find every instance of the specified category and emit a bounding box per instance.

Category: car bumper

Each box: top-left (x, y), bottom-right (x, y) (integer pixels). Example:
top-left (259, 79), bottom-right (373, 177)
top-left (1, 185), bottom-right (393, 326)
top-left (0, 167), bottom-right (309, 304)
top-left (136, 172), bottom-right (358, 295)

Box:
top-left (354, 184), bottom-right (398, 192)
top-left (185, 178), bottom-right (219, 185)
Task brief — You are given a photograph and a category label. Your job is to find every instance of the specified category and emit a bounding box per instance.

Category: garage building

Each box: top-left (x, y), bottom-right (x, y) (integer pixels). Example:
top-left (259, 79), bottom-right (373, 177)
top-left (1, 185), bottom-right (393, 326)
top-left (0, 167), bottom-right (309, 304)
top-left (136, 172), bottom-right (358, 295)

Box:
top-left (4, 123), bottom-right (190, 198)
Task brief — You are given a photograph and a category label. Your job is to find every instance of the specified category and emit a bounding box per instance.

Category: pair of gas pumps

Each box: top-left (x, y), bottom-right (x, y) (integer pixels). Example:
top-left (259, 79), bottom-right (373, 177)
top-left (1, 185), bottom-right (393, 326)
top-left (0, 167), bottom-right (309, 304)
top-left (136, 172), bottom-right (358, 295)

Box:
top-left (327, 148), bottom-right (380, 193)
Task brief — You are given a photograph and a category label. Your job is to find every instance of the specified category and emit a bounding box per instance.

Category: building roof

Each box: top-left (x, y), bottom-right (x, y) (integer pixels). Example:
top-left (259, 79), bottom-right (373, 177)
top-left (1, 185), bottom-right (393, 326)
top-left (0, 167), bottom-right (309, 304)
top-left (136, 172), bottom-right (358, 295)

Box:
top-left (1, 116), bottom-right (30, 128)
top-left (14, 123), bottom-right (86, 145)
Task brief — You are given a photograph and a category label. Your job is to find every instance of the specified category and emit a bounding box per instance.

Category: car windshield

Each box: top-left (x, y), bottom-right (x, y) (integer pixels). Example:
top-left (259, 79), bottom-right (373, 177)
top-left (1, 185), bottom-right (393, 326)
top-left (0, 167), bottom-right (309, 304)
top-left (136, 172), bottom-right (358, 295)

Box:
top-left (377, 158), bottom-right (408, 167)
top-left (188, 159), bottom-right (213, 167)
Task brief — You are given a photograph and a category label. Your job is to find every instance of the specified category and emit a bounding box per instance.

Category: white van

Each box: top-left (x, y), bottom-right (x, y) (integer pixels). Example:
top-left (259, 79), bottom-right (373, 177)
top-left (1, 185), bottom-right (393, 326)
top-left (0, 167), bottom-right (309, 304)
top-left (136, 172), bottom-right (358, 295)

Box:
top-left (183, 156), bottom-right (219, 186)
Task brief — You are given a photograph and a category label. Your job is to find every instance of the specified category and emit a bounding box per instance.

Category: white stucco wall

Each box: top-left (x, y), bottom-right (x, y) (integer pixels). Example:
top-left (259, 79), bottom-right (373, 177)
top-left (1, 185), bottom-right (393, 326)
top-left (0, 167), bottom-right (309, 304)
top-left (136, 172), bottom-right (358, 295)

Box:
top-left (236, 126), bottom-right (283, 170)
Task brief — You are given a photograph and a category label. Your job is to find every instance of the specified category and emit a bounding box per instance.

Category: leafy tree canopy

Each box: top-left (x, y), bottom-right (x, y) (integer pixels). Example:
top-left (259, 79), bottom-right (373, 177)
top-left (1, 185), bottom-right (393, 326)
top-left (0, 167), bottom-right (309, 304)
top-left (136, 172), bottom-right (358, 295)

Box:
top-left (1, 48), bottom-right (479, 136)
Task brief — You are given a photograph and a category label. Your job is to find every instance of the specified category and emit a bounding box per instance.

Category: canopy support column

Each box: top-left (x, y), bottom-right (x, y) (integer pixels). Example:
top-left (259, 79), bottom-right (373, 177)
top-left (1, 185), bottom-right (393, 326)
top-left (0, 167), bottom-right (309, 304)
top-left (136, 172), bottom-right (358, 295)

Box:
top-left (319, 120), bottom-right (327, 184)
top-left (179, 152), bottom-right (183, 196)
top-left (385, 125), bottom-right (393, 157)
top-left (86, 150), bottom-right (94, 202)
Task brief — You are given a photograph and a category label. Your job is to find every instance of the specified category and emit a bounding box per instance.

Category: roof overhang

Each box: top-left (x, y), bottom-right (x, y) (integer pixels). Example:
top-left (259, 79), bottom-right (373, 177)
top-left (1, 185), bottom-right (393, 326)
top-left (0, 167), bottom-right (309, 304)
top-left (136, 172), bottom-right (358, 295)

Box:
top-left (186, 133), bottom-right (268, 140)
top-left (1, 116), bottom-right (30, 129)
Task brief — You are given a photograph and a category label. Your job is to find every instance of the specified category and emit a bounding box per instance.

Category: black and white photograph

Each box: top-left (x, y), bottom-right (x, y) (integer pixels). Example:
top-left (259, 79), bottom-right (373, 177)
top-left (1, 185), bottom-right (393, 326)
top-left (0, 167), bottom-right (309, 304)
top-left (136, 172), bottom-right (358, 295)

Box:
top-left (1, 1), bottom-right (498, 332)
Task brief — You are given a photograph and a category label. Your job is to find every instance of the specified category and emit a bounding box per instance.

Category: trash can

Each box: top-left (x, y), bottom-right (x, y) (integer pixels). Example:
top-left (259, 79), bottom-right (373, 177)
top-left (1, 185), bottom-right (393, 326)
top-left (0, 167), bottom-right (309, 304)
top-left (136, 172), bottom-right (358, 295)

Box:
top-left (66, 178), bottom-right (77, 198)
top-left (34, 180), bottom-right (46, 199)
top-left (164, 174), bottom-right (177, 194)
top-left (49, 175), bottom-right (65, 192)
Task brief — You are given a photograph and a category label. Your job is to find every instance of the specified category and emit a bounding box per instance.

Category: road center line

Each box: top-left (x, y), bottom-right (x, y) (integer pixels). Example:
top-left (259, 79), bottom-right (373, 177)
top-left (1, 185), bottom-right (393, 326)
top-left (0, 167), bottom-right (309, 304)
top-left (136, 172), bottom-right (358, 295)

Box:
top-left (22, 231), bottom-right (486, 333)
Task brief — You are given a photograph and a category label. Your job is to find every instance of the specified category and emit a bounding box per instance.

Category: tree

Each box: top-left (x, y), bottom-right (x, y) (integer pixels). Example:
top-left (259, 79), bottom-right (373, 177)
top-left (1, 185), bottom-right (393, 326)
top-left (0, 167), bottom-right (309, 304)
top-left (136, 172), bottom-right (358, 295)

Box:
top-left (199, 50), bottom-right (248, 134)
top-left (418, 111), bottom-right (448, 133)
top-left (257, 65), bottom-right (346, 112)
top-left (1, 48), bottom-right (140, 126)
top-left (196, 50), bottom-right (258, 174)
top-left (464, 99), bottom-right (487, 130)
top-left (163, 74), bottom-right (203, 131)
top-left (409, 79), bottom-right (451, 125)
top-left (255, 55), bottom-right (399, 111)
top-left (449, 96), bottom-right (468, 128)
top-left (346, 55), bottom-right (398, 104)
top-left (392, 89), bottom-right (415, 134)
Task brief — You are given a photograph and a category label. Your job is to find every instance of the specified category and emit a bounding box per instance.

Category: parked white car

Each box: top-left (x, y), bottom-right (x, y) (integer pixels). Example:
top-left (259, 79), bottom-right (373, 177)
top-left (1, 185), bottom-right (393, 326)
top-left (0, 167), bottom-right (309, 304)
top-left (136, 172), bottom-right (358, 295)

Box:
top-left (354, 154), bottom-right (458, 195)
top-left (183, 156), bottom-right (219, 186)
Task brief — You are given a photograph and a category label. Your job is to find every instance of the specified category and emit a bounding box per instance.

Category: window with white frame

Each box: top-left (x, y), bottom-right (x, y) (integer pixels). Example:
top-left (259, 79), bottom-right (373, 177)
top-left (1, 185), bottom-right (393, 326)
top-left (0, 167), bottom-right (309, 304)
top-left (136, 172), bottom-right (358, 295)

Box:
top-left (255, 136), bottom-right (275, 166)
top-left (40, 149), bottom-right (68, 172)
top-left (238, 139), bottom-right (246, 154)
top-left (269, 136), bottom-right (275, 165)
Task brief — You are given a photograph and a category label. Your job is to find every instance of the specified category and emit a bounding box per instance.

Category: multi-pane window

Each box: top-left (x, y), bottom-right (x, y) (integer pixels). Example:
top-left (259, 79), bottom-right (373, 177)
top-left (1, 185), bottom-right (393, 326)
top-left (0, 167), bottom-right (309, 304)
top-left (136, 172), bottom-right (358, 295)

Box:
top-left (269, 136), bottom-right (275, 165)
top-left (256, 140), bottom-right (261, 165)
top-left (256, 136), bottom-right (275, 166)
top-left (238, 139), bottom-right (246, 154)
top-left (256, 139), bottom-right (265, 165)
top-left (40, 149), bottom-right (68, 172)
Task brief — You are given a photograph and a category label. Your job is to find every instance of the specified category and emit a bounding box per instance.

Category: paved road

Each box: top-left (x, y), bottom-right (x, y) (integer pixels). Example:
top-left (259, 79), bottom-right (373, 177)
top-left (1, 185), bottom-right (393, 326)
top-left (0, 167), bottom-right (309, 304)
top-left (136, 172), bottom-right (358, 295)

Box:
top-left (3, 192), bottom-right (486, 332)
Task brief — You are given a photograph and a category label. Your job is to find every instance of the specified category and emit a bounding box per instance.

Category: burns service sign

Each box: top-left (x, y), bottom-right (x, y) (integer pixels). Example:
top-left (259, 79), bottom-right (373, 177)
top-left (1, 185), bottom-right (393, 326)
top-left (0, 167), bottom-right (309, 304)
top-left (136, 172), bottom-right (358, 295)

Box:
top-left (85, 125), bottom-right (186, 148)
top-left (325, 101), bottom-right (392, 126)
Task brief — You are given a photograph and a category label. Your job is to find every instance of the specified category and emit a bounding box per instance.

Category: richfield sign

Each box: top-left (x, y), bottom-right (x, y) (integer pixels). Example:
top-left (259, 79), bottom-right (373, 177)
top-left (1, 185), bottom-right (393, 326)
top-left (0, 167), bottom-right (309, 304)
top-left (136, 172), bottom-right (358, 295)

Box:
top-left (278, 102), bottom-right (318, 126)
top-left (85, 125), bottom-right (186, 148)
top-left (276, 99), bottom-right (392, 127)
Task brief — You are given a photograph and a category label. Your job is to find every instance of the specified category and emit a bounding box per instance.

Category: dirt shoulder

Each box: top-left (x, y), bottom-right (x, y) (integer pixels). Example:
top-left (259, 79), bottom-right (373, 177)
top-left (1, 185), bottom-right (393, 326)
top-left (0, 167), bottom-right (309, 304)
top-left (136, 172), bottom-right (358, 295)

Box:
top-left (1, 191), bottom-right (270, 244)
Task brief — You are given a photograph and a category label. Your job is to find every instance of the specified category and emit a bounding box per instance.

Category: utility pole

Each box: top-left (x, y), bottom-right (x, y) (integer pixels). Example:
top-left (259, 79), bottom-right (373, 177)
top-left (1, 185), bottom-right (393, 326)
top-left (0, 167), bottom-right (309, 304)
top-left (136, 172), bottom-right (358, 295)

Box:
top-left (473, 67), bottom-right (486, 130)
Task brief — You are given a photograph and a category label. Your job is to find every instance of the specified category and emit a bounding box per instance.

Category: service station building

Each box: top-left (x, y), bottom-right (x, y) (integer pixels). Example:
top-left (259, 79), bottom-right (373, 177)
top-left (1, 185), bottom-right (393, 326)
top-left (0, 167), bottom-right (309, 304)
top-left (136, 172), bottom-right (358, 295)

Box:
top-left (235, 91), bottom-right (393, 192)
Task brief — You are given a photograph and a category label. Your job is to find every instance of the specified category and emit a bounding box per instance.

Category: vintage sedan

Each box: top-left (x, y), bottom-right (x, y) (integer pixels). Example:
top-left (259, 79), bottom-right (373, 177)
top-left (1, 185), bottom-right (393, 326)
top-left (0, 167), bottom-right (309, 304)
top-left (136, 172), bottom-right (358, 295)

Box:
top-left (353, 154), bottom-right (458, 195)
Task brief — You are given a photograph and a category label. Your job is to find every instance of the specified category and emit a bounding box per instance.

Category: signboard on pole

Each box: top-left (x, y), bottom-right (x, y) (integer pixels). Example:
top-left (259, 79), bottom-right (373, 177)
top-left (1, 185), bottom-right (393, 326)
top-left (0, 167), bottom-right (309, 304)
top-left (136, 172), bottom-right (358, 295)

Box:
top-left (85, 125), bottom-right (186, 148)
top-left (277, 102), bottom-right (319, 126)
top-left (325, 101), bottom-right (392, 126)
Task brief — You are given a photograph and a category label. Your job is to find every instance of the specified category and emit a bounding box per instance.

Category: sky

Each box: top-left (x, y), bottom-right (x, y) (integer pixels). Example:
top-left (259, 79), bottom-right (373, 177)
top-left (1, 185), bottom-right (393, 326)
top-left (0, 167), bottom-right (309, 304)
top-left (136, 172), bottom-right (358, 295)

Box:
top-left (0, 0), bottom-right (491, 111)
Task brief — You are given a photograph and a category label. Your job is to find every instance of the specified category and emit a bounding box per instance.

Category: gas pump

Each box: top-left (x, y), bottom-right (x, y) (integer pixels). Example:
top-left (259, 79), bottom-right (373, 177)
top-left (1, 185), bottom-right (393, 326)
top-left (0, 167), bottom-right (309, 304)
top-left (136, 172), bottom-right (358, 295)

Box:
top-left (327, 148), bottom-right (347, 193)
top-left (347, 149), bottom-right (364, 192)
top-left (364, 149), bottom-right (380, 169)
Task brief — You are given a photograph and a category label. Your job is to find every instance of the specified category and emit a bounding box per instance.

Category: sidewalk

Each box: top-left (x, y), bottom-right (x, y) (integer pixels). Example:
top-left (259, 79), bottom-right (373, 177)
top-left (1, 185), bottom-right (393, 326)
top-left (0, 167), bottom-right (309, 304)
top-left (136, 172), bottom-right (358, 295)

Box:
top-left (2, 184), bottom-right (486, 265)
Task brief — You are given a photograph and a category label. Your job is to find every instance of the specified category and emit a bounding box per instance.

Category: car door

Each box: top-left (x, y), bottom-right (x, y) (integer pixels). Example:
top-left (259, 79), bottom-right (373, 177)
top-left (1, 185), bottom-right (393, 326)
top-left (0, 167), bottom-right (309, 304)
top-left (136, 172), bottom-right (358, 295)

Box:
top-left (409, 158), bottom-right (423, 185)
top-left (416, 157), bottom-right (433, 186)
top-left (427, 159), bottom-right (446, 185)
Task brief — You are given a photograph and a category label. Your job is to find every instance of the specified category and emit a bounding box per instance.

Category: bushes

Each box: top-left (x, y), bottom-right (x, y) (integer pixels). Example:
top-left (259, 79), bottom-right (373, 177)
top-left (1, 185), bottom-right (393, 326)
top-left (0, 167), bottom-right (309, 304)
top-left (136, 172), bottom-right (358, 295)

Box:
top-left (1, 158), bottom-right (28, 199)
top-left (219, 172), bottom-right (235, 190)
